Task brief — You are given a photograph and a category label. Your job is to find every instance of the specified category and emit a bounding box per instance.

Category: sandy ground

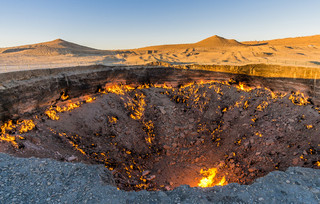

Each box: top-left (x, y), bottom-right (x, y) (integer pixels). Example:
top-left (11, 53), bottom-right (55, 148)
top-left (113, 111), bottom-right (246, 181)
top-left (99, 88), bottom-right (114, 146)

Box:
top-left (1, 35), bottom-right (320, 73)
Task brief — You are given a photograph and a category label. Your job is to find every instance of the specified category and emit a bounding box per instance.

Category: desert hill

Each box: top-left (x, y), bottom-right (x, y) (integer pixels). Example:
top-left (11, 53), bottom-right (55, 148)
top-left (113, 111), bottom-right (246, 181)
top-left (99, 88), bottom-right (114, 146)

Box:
top-left (138, 35), bottom-right (245, 50)
top-left (194, 35), bottom-right (244, 47)
top-left (0, 39), bottom-right (112, 56)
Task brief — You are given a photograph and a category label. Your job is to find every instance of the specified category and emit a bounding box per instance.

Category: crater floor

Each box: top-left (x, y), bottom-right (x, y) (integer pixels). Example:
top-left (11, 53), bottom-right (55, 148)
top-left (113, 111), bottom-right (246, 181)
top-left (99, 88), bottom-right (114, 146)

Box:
top-left (1, 80), bottom-right (319, 191)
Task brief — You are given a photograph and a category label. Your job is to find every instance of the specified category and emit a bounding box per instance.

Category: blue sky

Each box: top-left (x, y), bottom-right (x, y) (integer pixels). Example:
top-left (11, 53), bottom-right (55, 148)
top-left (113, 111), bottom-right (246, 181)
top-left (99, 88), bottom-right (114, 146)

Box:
top-left (0, 0), bottom-right (320, 49)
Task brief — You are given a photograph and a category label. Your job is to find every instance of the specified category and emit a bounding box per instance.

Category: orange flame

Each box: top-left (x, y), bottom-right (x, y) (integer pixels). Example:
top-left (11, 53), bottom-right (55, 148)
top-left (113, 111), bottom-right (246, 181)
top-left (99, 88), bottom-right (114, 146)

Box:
top-left (0, 119), bottom-right (35, 147)
top-left (17, 120), bottom-right (35, 133)
top-left (236, 82), bottom-right (253, 92)
top-left (125, 93), bottom-right (146, 120)
top-left (105, 84), bottom-right (135, 95)
top-left (256, 101), bottom-right (269, 111)
top-left (306, 125), bottom-right (313, 129)
top-left (85, 96), bottom-right (95, 103)
top-left (108, 116), bottom-right (118, 124)
top-left (45, 102), bottom-right (81, 120)
top-left (0, 120), bottom-right (18, 147)
top-left (289, 91), bottom-right (309, 106)
top-left (143, 120), bottom-right (155, 144)
top-left (61, 92), bottom-right (69, 100)
top-left (198, 168), bottom-right (227, 187)
top-left (45, 109), bottom-right (60, 120)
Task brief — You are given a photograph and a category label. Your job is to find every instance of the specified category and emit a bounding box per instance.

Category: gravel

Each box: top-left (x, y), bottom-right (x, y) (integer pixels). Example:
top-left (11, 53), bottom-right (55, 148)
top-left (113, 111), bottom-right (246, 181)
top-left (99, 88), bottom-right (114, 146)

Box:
top-left (0, 153), bottom-right (319, 204)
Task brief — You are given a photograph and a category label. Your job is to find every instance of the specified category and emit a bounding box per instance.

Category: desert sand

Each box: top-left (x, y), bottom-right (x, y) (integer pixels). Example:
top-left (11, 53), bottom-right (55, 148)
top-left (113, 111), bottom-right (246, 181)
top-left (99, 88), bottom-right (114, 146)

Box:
top-left (0, 35), bottom-right (320, 72)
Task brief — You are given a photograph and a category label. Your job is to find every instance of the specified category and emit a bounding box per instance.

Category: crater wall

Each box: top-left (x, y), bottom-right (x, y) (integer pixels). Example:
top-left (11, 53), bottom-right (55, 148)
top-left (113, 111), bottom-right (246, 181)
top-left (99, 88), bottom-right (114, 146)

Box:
top-left (0, 64), bottom-right (319, 122)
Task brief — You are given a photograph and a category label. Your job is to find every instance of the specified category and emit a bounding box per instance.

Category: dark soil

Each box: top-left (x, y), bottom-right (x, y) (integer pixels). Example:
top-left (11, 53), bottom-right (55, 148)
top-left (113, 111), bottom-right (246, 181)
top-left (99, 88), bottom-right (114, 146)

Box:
top-left (1, 81), bottom-right (320, 191)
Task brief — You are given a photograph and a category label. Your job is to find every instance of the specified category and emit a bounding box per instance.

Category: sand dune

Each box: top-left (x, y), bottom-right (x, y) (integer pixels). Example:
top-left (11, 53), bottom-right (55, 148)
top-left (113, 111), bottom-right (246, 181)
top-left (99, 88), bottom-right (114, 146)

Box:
top-left (194, 35), bottom-right (244, 47)
top-left (0, 35), bottom-right (320, 72)
top-left (137, 35), bottom-right (244, 51)
top-left (243, 35), bottom-right (320, 46)
top-left (0, 39), bottom-right (113, 56)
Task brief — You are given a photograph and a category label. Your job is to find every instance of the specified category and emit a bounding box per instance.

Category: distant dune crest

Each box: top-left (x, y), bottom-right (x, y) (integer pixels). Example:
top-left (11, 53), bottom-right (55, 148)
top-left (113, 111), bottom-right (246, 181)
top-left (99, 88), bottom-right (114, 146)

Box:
top-left (243, 35), bottom-right (320, 46)
top-left (0, 39), bottom-right (108, 56)
top-left (194, 35), bottom-right (244, 47)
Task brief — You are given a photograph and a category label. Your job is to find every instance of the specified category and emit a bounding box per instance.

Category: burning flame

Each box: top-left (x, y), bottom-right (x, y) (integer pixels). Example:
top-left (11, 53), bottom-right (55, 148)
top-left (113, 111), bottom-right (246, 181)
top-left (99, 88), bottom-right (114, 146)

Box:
top-left (236, 82), bottom-right (253, 92)
top-left (85, 96), bottom-right (95, 103)
top-left (108, 116), bottom-right (118, 124)
top-left (0, 119), bottom-right (35, 147)
top-left (61, 92), bottom-right (69, 100)
top-left (125, 93), bottom-right (146, 120)
top-left (289, 91), bottom-right (309, 106)
top-left (45, 102), bottom-right (81, 120)
top-left (256, 101), bottom-right (269, 111)
top-left (45, 109), bottom-right (60, 120)
top-left (0, 120), bottom-right (18, 147)
top-left (198, 168), bottom-right (227, 187)
top-left (105, 84), bottom-right (135, 95)
top-left (143, 120), bottom-right (155, 144)
top-left (306, 125), bottom-right (313, 129)
top-left (17, 120), bottom-right (35, 133)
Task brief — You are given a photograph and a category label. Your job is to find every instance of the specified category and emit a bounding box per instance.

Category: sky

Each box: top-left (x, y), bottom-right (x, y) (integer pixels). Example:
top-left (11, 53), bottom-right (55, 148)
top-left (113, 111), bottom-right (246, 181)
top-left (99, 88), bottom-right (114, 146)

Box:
top-left (0, 0), bottom-right (320, 49)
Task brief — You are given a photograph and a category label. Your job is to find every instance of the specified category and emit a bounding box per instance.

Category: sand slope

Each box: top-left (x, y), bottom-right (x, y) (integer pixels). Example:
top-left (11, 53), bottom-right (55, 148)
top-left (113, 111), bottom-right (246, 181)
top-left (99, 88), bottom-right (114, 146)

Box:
top-left (244, 35), bottom-right (320, 46)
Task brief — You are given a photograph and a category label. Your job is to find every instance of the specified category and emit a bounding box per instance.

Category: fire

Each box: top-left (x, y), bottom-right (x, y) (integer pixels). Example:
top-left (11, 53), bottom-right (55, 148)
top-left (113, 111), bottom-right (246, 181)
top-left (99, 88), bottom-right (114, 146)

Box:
top-left (61, 92), bottom-right (69, 100)
top-left (289, 91), bottom-right (309, 106)
top-left (68, 140), bottom-right (86, 155)
top-left (85, 96), bottom-right (95, 103)
top-left (180, 82), bottom-right (196, 89)
top-left (256, 101), bottom-right (268, 111)
top-left (58, 132), bottom-right (86, 155)
top-left (125, 93), bottom-right (146, 120)
top-left (306, 125), bottom-right (313, 129)
top-left (17, 120), bottom-right (35, 133)
top-left (0, 119), bottom-right (35, 147)
top-left (45, 102), bottom-right (81, 120)
top-left (0, 120), bottom-right (18, 147)
top-left (105, 84), bottom-right (135, 95)
top-left (316, 161), bottom-right (320, 167)
top-left (255, 132), bottom-right (263, 137)
top-left (198, 168), bottom-right (227, 188)
top-left (45, 109), bottom-right (60, 120)
top-left (236, 82), bottom-right (253, 92)
top-left (143, 120), bottom-right (155, 144)
top-left (56, 102), bottom-right (80, 112)
top-left (108, 116), bottom-right (118, 124)
top-left (243, 101), bottom-right (249, 109)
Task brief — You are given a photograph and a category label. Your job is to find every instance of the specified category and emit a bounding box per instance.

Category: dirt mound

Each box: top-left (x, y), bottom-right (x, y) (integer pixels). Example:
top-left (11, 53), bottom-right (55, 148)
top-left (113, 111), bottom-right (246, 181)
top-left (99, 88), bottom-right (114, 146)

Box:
top-left (1, 81), bottom-right (319, 191)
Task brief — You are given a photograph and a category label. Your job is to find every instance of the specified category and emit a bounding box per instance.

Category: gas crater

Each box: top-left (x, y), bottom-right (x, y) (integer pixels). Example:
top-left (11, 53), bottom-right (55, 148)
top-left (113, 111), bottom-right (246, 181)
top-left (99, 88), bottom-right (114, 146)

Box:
top-left (0, 65), bottom-right (320, 191)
